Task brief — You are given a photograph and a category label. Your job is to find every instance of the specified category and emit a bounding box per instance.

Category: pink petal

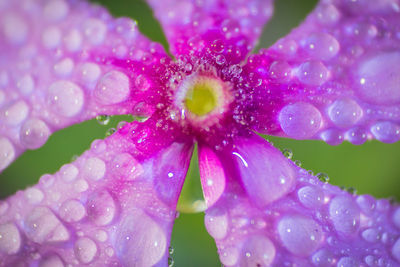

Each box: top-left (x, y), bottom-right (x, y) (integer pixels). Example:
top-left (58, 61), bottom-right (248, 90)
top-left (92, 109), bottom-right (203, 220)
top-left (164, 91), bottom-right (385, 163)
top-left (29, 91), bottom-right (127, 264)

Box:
top-left (0, 120), bottom-right (193, 266)
top-left (248, 0), bottom-right (400, 144)
top-left (204, 133), bottom-right (400, 266)
top-left (0, 0), bottom-right (168, 171)
top-left (146, 0), bottom-right (274, 56)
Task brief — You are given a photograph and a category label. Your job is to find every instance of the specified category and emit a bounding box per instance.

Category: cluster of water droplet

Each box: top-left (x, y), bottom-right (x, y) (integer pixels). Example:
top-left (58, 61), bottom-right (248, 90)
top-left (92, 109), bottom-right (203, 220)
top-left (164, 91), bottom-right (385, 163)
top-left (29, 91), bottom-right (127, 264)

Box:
top-left (204, 154), bottom-right (400, 266)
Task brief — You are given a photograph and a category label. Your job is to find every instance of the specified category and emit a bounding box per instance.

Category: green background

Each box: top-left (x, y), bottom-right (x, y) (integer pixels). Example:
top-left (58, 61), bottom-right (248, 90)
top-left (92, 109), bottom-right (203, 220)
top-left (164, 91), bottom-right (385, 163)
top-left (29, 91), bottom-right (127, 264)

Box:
top-left (1, 0), bottom-right (400, 266)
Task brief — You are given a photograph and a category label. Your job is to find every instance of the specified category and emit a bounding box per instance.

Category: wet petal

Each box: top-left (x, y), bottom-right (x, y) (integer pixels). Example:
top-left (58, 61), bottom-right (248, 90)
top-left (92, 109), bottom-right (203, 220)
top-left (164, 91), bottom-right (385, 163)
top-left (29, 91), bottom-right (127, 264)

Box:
top-left (0, 0), bottom-right (168, 171)
top-left (146, 0), bottom-right (274, 57)
top-left (248, 0), bottom-right (400, 144)
top-left (0, 120), bottom-right (193, 266)
top-left (204, 134), bottom-right (400, 266)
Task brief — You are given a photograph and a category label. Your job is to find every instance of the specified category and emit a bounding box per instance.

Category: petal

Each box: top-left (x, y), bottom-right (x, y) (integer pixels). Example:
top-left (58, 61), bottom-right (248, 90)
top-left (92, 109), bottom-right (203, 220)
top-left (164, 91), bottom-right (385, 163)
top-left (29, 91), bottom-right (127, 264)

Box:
top-left (146, 0), bottom-right (274, 56)
top-left (0, 120), bottom-right (193, 266)
top-left (203, 134), bottom-right (400, 266)
top-left (0, 0), bottom-right (169, 171)
top-left (248, 0), bottom-right (400, 144)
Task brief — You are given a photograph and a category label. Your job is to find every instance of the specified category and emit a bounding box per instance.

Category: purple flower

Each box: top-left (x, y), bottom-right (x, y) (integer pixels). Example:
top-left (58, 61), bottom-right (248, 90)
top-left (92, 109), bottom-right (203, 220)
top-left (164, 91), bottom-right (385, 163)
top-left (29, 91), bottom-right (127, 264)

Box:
top-left (1, 0), bottom-right (400, 266)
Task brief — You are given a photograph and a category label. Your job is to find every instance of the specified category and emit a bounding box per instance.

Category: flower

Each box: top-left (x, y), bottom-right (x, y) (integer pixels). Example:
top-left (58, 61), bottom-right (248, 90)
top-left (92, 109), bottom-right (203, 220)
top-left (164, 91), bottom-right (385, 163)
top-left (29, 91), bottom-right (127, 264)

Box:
top-left (1, 0), bottom-right (400, 266)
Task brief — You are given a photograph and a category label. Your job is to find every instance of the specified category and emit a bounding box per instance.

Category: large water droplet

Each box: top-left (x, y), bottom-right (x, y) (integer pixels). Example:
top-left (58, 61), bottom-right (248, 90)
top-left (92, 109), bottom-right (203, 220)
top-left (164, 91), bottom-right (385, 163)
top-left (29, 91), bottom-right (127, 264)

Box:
top-left (357, 52), bottom-right (400, 104)
top-left (0, 223), bottom-right (21, 254)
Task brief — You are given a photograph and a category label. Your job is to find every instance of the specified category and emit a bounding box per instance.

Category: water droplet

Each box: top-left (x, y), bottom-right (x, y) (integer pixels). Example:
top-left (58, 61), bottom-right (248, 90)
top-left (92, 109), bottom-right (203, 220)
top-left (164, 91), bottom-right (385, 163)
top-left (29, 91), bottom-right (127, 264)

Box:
top-left (24, 188), bottom-right (44, 204)
top-left (82, 157), bottom-right (106, 181)
top-left (316, 172), bottom-right (330, 183)
top-left (59, 199), bottom-right (85, 222)
top-left (298, 185), bottom-right (324, 208)
top-left (86, 190), bottom-right (116, 226)
top-left (241, 235), bottom-right (276, 266)
top-left (357, 52), bottom-right (400, 104)
top-left (95, 70), bottom-right (130, 105)
top-left (39, 254), bottom-right (65, 267)
top-left (215, 55), bottom-right (226, 65)
top-left (298, 61), bottom-right (329, 86)
top-left (204, 208), bottom-right (228, 240)
top-left (20, 119), bottom-right (50, 149)
top-left (96, 115), bottom-right (111, 125)
top-left (279, 102), bottom-right (322, 139)
top-left (105, 128), bottom-right (116, 137)
top-left (278, 215), bottom-right (322, 256)
top-left (0, 137), bottom-right (15, 171)
top-left (328, 98), bottom-right (363, 128)
top-left (282, 148), bottom-right (293, 159)
top-left (59, 163), bottom-right (78, 182)
top-left (0, 223), bottom-right (21, 254)
top-left (74, 237), bottom-right (98, 264)
top-left (24, 207), bottom-right (69, 244)
top-left (48, 80), bottom-right (84, 117)
top-left (329, 196), bottom-right (360, 235)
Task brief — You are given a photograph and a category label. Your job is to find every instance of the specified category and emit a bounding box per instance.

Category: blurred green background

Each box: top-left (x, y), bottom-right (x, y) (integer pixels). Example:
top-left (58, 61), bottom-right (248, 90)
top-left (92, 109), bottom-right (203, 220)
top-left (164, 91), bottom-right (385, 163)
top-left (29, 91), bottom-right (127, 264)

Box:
top-left (1, 0), bottom-right (400, 266)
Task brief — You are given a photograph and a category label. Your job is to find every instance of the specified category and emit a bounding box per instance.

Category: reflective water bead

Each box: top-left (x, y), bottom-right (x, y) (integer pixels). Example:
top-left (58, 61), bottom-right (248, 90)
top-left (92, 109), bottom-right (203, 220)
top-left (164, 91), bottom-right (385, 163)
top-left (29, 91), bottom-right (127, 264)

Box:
top-left (357, 52), bottom-right (400, 104)
top-left (20, 119), bottom-right (50, 149)
top-left (39, 254), bottom-right (64, 267)
top-left (82, 157), bottom-right (106, 181)
top-left (297, 185), bottom-right (324, 208)
top-left (59, 199), bottom-right (86, 222)
top-left (393, 238), bottom-right (400, 262)
top-left (0, 201), bottom-right (8, 216)
top-left (47, 80), bottom-right (84, 117)
top-left (95, 230), bottom-right (108, 242)
top-left (361, 228), bottom-right (380, 243)
top-left (345, 127), bottom-right (367, 145)
top-left (64, 29), bottom-right (82, 52)
top-left (370, 121), bottom-right (400, 143)
top-left (86, 190), bottom-right (116, 226)
top-left (24, 207), bottom-right (70, 243)
top-left (42, 26), bottom-right (62, 49)
top-left (114, 210), bottom-right (167, 266)
top-left (111, 153), bottom-right (143, 180)
top-left (83, 18), bottom-right (107, 45)
top-left (278, 214), bottom-right (323, 256)
top-left (298, 61), bottom-right (329, 86)
top-left (135, 74), bottom-right (151, 91)
top-left (337, 256), bottom-right (359, 267)
top-left (2, 12), bottom-right (28, 44)
top-left (356, 195), bottom-right (376, 215)
top-left (204, 208), bottom-right (228, 240)
top-left (312, 248), bottom-right (334, 266)
top-left (219, 247), bottom-right (239, 266)
top-left (96, 115), bottom-right (111, 125)
top-left (328, 98), bottom-right (363, 128)
top-left (269, 60), bottom-right (291, 82)
top-left (59, 163), bottom-right (78, 182)
top-left (94, 70), bottom-right (130, 105)
top-left (24, 188), bottom-right (44, 204)
top-left (0, 223), bottom-right (21, 254)
top-left (279, 102), bottom-right (322, 139)
top-left (329, 196), bottom-right (360, 235)
top-left (315, 4), bottom-right (341, 25)
top-left (17, 74), bottom-right (34, 95)
top-left (80, 63), bottom-right (101, 83)
top-left (74, 237), bottom-right (98, 264)
top-left (2, 100), bottom-right (29, 125)
top-left (320, 128), bottom-right (343, 145)
top-left (303, 32), bottom-right (340, 60)
top-left (0, 137), bottom-right (15, 171)
top-left (53, 58), bottom-right (74, 77)
top-left (43, 0), bottom-right (69, 22)
top-left (393, 207), bottom-right (400, 229)
top-left (241, 235), bottom-right (275, 266)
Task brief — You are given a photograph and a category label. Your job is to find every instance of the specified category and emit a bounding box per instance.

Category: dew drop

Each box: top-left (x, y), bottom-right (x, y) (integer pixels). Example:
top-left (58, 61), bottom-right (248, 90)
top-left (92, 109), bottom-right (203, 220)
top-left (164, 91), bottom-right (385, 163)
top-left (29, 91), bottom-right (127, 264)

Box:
top-left (59, 199), bottom-right (85, 222)
top-left (0, 223), bottom-right (21, 255)
top-left (20, 119), bottom-right (50, 149)
top-left (74, 237), bottom-right (98, 264)
top-left (48, 80), bottom-right (84, 117)
top-left (86, 190), bottom-right (116, 226)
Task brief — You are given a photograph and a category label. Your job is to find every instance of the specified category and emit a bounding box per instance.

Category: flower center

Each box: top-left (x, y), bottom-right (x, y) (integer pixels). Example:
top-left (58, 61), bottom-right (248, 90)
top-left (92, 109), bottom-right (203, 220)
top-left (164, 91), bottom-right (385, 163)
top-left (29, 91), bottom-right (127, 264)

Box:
top-left (184, 83), bottom-right (218, 116)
